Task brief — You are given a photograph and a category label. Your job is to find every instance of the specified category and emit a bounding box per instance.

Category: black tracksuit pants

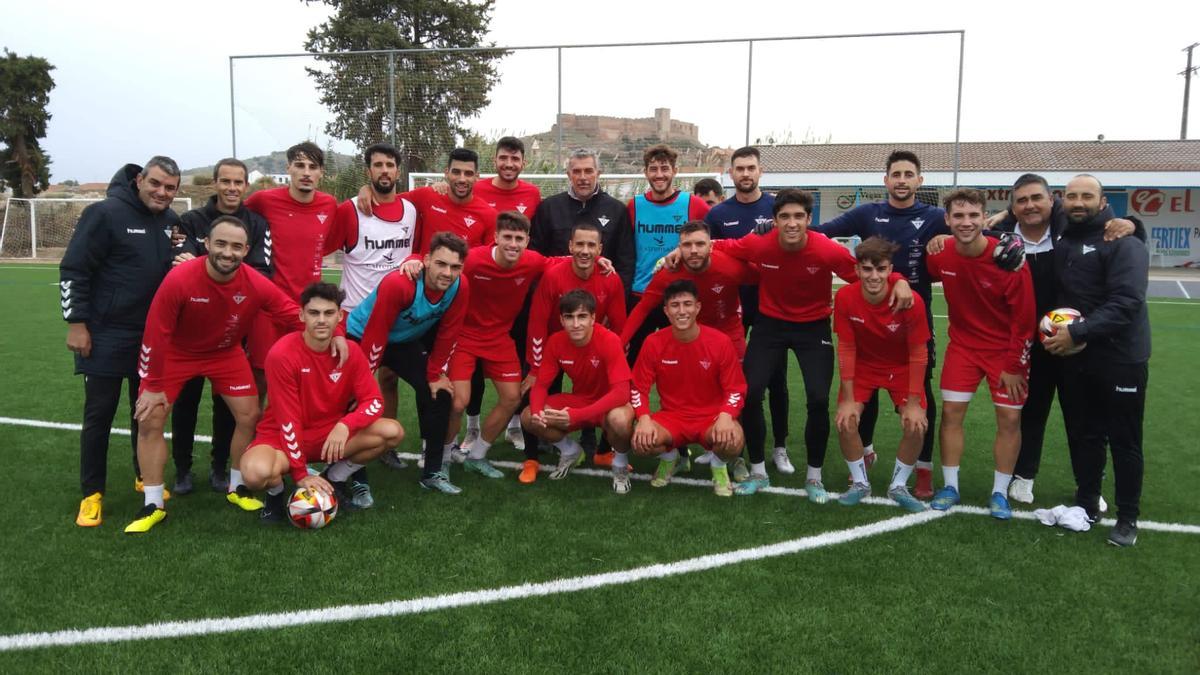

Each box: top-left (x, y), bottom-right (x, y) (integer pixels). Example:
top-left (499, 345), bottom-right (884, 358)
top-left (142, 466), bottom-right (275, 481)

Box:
top-left (743, 316), bottom-right (833, 469)
top-left (1059, 357), bottom-right (1147, 521)
top-left (80, 375), bottom-right (141, 496)
top-left (381, 340), bottom-right (453, 479)
top-left (1012, 344), bottom-right (1064, 480)
top-left (170, 376), bottom-right (234, 476)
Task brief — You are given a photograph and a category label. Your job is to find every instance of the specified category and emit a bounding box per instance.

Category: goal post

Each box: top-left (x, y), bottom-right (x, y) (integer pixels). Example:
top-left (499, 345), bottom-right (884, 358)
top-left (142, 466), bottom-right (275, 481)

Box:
top-left (0, 197), bottom-right (193, 261)
top-left (408, 173), bottom-right (722, 203)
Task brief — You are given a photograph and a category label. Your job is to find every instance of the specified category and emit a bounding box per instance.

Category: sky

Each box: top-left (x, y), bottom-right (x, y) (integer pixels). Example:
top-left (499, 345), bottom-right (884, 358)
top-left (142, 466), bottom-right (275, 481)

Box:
top-left (3, 0), bottom-right (1200, 182)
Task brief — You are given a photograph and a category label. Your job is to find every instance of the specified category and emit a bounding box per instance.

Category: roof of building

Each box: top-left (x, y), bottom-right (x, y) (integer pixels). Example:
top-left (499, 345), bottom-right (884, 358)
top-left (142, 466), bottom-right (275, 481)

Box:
top-left (756, 140), bottom-right (1200, 173)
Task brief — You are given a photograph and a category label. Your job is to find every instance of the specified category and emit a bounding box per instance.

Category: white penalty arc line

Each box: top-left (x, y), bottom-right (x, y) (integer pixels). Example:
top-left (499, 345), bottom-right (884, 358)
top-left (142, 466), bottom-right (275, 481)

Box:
top-left (5, 415), bottom-right (1200, 536)
top-left (0, 509), bottom-right (945, 651)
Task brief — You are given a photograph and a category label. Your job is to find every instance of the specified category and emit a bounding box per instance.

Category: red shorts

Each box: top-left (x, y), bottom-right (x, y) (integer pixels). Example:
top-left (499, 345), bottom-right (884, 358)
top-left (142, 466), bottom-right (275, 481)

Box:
top-left (540, 393), bottom-right (610, 430)
top-left (139, 349), bottom-right (257, 403)
top-left (845, 366), bottom-right (927, 409)
top-left (250, 419), bottom-right (337, 462)
top-left (650, 409), bottom-right (719, 450)
top-left (246, 314), bottom-right (285, 370)
top-left (447, 337), bottom-right (522, 383)
top-left (940, 342), bottom-right (1027, 408)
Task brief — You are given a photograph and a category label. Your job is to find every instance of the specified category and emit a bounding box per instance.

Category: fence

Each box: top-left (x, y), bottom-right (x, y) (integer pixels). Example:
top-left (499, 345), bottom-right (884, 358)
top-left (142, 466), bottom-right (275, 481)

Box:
top-left (0, 198), bottom-right (193, 260)
top-left (229, 32), bottom-right (965, 179)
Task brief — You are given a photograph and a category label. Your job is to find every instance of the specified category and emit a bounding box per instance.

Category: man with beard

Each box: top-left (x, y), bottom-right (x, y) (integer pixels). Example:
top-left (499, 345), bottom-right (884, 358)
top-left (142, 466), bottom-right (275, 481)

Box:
top-left (1043, 175), bottom-right (1150, 547)
top-left (323, 143), bottom-right (418, 506)
top-left (170, 157), bottom-right (272, 496)
top-left (125, 217), bottom-right (347, 532)
top-left (62, 156), bottom-right (180, 527)
top-left (703, 146), bottom-right (793, 474)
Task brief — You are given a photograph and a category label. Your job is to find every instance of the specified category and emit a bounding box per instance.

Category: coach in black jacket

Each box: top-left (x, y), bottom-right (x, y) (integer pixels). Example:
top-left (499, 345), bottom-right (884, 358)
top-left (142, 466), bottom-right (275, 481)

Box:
top-left (1043, 174), bottom-right (1150, 547)
top-left (168, 158), bottom-right (272, 494)
top-left (60, 157), bottom-right (180, 526)
top-left (530, 149), bottom-right (635, 289)
top-left (991, 174), bottom-right (1140, 503)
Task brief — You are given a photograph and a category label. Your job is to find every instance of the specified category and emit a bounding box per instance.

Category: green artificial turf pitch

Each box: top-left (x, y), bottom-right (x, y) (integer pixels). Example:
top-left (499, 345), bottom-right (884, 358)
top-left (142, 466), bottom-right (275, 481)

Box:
top-left (0, 264), bottom-right (1197, 673)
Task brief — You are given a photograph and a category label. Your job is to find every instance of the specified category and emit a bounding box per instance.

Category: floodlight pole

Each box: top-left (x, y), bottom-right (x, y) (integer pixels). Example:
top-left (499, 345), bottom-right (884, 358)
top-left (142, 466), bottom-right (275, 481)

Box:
top-left (229, 57), bottom-right (237, 156)
top-left (1182, 42), bottom-right (1199, 140)
top-left (953, 31), bottom-right (965, 187)
top-left (745, 40), bottom-right (754, 147)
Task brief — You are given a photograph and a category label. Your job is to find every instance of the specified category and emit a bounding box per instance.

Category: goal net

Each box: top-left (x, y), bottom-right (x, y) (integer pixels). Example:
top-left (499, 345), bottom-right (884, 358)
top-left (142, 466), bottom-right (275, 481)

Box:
top-left (0, 198), bottom-right (193, 261)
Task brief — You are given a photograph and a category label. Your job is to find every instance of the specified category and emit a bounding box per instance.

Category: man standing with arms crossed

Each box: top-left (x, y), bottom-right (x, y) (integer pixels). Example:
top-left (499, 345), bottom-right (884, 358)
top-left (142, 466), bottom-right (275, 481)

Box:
top-left (62, 156), bottom-right (180, 527)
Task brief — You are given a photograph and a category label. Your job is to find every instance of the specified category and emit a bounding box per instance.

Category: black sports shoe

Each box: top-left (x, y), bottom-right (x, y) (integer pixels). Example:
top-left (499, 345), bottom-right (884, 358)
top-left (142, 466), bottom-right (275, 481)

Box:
top-left (1107, 519), bottom-right (1138, 547)
top-left (329, 479), bottom-right (359, 510)
top-left (259, 491), bottom-right (287, 525)
top-left (209, 469), bottom-right (230, 493)
top-left (173, 471), bottom-right (194, 496)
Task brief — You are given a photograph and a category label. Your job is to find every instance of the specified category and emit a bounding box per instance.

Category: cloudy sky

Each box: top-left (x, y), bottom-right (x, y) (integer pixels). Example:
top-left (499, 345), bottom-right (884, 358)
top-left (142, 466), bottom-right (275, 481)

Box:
top-left (4, 0), bottom-right (1199, 182)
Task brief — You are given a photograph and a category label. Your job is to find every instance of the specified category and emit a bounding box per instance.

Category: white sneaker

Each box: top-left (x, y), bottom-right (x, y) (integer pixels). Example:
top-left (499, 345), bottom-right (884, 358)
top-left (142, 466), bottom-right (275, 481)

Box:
top-left (694, 451), bottom-right (714, 465)
top-left (1008, 476), bottom-right (1035, 504)
top-left (463, 426), bottom-right (480, 449)
top-left (506, 425), bottom-right (525, 451)
top-left (612, 467), bottom-right (631, 494)
top-left (773, 447), bottom-right (795, 475)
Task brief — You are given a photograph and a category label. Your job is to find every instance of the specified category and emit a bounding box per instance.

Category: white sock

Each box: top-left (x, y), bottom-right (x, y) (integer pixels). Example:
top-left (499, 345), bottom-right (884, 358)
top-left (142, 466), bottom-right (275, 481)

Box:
top-left (992, 470), bottom-right (1012, 495)
top-left (326, 460), bottom-right (363, 483)
top-left (442, 443), bottom-right (455, 466)
top-left (806, 465), bottom-right (822, 482)
top-left (467, 414), bottom-right (480, 431)
top-left (144, 484), bottom-right (165, 508)
top-left (468, 438), bottom-right (492, 460)
top-left (554, 437), bottom-right (583, 458)
top-left (267, 482), bottom-right (285, 496)
top-left (916, 460), bottom-right (933, 470)
top-left (751, 461), bottom-right (767, 476)
top-left (229, 468), bottom-right (244, 492)
top-left (660, 449), bottom-right (679, 462)
top-left (890, 460), bottom-right (915, 490)
top-left (864, 443), bottom-right (875, 456)
top-left (710, 455), bottom-right (726, 469)
top-left (846, 458), bottom-right (867, 485)
top-left (943, 465), bottom-right (960, 491)
top-left (507, 414), bottom-right (521, 431)
top-left (612, 452), bottom-right (629, 470)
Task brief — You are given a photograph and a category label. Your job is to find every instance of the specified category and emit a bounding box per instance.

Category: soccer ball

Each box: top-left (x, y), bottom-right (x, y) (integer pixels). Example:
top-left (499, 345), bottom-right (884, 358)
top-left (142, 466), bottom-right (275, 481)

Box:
top-left (1039, 308), bottom-right (1086, 354)
top-left (288, 487), bottom-right (338, 529)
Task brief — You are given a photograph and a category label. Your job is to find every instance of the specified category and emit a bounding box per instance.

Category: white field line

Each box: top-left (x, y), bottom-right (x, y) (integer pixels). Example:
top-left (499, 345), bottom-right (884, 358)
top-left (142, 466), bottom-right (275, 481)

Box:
top-left (0, 510), bottom-right (945, 651)
top-left (4, 415), bottom-right (1199, 535)
top-left (1177, 280), bottom-right (1192, 300)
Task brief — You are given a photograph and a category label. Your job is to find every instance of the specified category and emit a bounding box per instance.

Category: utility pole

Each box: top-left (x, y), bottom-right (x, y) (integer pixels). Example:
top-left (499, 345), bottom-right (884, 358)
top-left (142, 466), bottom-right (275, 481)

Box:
top-left (1183, 43), bottom-right (1199, 140)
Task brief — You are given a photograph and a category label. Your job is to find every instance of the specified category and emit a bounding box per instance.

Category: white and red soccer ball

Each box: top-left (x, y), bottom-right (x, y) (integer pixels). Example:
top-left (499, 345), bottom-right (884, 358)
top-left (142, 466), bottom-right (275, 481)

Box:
top-left (1039, 308), bottom-right (1086, 355)
top-left (289, 488), bottom-right (338, 529)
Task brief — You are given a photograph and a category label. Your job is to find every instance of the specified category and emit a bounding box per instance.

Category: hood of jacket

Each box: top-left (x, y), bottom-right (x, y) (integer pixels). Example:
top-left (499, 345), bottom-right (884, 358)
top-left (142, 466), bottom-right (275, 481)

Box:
top-left (106, 164), bottom-right (155, 216)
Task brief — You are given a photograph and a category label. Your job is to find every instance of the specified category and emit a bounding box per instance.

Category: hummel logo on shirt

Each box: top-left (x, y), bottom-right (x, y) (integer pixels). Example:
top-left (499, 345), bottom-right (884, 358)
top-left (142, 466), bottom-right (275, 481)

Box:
top-left (432, 206), bottom-right (448, 214)
top-left (850, 316), bottom-right (865, 324)
top-left (661, 359), bottom-right (678, 365)
top-left (1082, 245), bottom-right (1096, 255)
top-left (760, 263), bottom-right (780, 270)
top-left (874, 217), bottom-right (890, 223)
top-left (189, 296), bottom-right (210, 303)
top-left (559, 359), bottom-right (574, 365)
top-left (1114, 385), bottom-right (1138, 393)
top-left (942, 271), bottom-right (957, 277)
top-left (127, 228), bottom-right (146, 234)
top-left (301, 368), bottom-right (311, 373)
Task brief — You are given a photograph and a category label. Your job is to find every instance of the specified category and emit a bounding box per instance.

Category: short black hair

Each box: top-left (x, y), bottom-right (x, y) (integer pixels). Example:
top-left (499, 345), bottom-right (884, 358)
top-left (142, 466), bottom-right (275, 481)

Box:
top-left (212, 157), bottom-right (248, 182)
top-left (693, 178), bottom-right (723, 198)
top-left (496, 210), bottom-right (531, 234)
top-left (364, 143), bottom-right (400, 166)
top-left (496, 136), bottom-right (525, 156)
top-left (287, 142), bottom-right (325, 168)
top-left (559, 289), bottom-right (596, 316)
top-left (300, 281), bottom-right (344, 307)
top-left (447, 147), bottom-right (479, 170)
top-left (428, 231), bottom-right (469, 261)
top-left (772, 188), bottom-right (814, 216)
top-left (731, 146), bottom-right (760, 163)
top-left (663, 279), bottom-right (699, 305)
top-left (886, 150), bottom-right (920, 174)
top-left (209, 215), bottom-right (250, 238)
top-left (570, 220), bottom-right (602, 240)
